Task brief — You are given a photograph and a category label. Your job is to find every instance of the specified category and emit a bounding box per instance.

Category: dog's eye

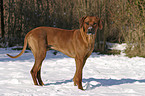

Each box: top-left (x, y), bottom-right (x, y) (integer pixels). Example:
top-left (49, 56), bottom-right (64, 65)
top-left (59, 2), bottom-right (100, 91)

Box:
top-left (85, 22), bottom-right (89, 25)
top-left (93, 23), bottom-right (97, 25)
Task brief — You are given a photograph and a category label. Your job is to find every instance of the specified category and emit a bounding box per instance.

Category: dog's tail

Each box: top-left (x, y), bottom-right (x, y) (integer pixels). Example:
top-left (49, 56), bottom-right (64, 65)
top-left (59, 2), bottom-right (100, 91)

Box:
top-left (7, 33), bottom-right (29, 58)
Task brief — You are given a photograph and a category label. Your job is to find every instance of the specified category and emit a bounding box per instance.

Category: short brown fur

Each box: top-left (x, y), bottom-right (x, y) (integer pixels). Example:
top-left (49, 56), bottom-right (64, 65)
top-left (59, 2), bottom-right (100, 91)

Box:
top-left (7, 16), bottom-right (103, 90)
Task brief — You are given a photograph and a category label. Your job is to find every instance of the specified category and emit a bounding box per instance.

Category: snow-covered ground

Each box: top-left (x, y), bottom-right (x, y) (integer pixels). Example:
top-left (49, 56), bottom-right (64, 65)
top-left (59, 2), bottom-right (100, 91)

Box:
top-left (1, 44), bottom-right (145, 96)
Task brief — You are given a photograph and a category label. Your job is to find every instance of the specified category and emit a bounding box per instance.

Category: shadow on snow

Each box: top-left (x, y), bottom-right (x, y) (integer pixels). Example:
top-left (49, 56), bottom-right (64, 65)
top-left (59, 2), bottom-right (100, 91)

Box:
top-left (1, 49), bottom-right (100, 62)
top-left (0, 50), bottom-right (71, 62)
top-left (45, 78), bottom-right (145, 90)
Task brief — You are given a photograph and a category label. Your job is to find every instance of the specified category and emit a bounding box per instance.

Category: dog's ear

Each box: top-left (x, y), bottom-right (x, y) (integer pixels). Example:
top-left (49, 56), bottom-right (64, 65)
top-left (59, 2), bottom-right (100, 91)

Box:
top-left (79, 16), bottom-right (87, 28)
top-left (96, 16), bottom-right (103, 30)
top-left (98, 19), bottom-right (103, 30)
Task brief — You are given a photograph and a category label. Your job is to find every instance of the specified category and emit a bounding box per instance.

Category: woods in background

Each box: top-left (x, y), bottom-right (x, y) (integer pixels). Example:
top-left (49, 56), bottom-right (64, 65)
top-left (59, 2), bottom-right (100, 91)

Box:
top-left (0, 0), bottom-right (145, 57)
top-left (0, 0), bottom-right (5, 38)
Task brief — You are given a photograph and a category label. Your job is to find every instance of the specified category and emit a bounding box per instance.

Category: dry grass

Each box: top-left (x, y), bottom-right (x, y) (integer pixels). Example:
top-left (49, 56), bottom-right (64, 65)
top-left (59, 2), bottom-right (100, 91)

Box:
top-left (2, 0), bottom-right (145, 57)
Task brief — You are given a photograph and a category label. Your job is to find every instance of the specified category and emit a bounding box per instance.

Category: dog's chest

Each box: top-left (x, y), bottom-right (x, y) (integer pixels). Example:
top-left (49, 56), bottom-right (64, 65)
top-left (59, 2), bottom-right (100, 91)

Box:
top-left (87, 35), bottom-right (95, 48)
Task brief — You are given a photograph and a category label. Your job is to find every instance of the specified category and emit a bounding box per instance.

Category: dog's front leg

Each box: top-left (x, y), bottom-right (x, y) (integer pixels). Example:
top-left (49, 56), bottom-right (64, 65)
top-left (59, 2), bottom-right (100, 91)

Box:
top-left (73, 58), bottom-right (85, 90)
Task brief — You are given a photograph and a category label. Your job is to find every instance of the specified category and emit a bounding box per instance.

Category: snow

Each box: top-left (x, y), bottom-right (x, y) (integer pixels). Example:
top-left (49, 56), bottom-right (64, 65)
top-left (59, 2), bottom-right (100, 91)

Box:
top-left (1, 43), bottom-right (145, 96)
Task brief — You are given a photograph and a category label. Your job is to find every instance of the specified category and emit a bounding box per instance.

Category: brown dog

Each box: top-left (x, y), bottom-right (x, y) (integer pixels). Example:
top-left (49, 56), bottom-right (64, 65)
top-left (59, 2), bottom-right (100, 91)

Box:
top-left (7, 16), bottom-right (103, 90)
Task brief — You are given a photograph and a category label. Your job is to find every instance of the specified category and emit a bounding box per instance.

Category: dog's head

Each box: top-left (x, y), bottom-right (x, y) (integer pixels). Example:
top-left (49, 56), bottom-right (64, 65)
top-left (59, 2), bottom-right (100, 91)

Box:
top-left (79, 16), bottom-right (103, 35)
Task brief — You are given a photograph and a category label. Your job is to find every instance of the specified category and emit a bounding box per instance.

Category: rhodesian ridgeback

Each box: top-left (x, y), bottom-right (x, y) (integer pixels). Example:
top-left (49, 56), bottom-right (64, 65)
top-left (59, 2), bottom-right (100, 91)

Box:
top-left (7, 16), bottom-right (103, 90)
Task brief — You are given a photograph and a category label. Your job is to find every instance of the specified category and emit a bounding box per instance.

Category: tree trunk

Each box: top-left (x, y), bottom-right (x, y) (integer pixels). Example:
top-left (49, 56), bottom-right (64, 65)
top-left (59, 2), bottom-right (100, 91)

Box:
top-left (0, 0), bottom-right (5, 38)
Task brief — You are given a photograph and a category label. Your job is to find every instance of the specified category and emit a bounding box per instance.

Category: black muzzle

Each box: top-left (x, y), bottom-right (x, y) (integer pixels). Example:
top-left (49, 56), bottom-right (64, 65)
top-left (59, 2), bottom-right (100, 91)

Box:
top-left (87, 26), bottom-right (95, 35)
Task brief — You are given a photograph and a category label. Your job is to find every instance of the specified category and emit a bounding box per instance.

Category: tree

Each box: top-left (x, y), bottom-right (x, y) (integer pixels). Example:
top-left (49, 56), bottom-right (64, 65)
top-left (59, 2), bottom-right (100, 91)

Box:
top-left (0, 0), bottom-right (5, 38)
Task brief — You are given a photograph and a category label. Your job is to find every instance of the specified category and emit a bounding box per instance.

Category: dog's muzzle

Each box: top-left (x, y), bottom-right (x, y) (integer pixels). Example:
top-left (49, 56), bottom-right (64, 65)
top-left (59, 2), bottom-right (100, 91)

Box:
top-left (87, 26), bottom-right (95, 35)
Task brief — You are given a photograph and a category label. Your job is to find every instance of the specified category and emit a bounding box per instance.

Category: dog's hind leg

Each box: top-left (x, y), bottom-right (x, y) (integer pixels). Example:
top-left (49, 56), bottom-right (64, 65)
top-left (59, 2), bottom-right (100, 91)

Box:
top-left (30, 49), bottom-right (46, 86)
top-left (28, 35), bottom-right (47, 86)
top-left (37, 68), bottom-right (44, 85)
top-left (30, 60), bottom-right (40, 85)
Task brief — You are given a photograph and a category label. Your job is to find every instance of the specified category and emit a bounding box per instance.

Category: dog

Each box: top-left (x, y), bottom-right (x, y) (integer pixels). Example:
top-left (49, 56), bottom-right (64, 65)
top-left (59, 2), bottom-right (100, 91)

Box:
top-left (7, 16), bottom-right (103, 90)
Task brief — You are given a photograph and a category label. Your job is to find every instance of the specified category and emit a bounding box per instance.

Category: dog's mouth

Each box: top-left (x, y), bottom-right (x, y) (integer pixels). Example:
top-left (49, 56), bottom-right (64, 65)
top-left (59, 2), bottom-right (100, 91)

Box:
top-left (87, 26), bottom-right (95, 35)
